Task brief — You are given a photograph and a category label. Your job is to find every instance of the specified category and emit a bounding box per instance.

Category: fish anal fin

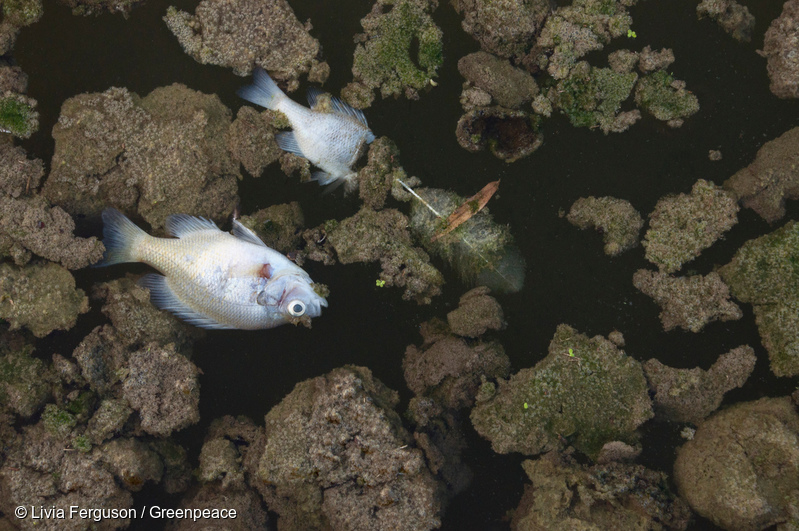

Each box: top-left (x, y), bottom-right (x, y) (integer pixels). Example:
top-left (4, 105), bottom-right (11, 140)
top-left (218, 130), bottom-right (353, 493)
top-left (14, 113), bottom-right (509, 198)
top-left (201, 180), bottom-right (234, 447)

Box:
top-left (138, 274), bottom-right (234, 330)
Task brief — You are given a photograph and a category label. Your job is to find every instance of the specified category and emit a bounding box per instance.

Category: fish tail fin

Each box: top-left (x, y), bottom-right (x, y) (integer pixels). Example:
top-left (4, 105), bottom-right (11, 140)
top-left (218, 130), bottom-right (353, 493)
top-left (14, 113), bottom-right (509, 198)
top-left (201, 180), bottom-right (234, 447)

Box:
top-left (96, 207), bottom-right (147, 266)
top-left (237, 67), bottom-right (285, 110)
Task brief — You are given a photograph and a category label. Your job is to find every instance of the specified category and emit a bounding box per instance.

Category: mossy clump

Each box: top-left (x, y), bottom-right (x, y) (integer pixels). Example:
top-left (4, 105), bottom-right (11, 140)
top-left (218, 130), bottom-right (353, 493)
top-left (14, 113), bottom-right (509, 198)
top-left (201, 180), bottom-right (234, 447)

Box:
top-left (352, 0), bottom-right (443, 100)
top-left (719, 221), bottom-right (799, 377)
top-left (0, 343), bottom-right (51, 418)
top-left (2, 0), bottom-right (43, 26)
top-left (327, 207), bottom-right (444, 304)
top-left (470, 324), bottom-right (653, 459)
top-left (535, 0), bottom-right (634, 79)
top-left (409, 187), bottom-right (525, 293)
top-left (42, 403), bottom-right (78, 440)
top-left (357, 136), bottom-right (406, 210)
top-left (238, 202), bottom-right (304, 254)
top-left (0, 93), bottom-right (38, 138)
top-left (551, 63), bottom-right (640, 133)
top-left (635, 70), bottom-right (699, 126)
top-left (72, 434), bottom-right (92, 452)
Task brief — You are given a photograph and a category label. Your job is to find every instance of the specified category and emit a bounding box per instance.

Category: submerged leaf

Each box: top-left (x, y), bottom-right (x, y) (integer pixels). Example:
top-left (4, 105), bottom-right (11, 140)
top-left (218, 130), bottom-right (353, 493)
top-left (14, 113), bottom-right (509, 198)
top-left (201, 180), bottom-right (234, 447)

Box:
top-left (432, 180), bottom-right (499, 242)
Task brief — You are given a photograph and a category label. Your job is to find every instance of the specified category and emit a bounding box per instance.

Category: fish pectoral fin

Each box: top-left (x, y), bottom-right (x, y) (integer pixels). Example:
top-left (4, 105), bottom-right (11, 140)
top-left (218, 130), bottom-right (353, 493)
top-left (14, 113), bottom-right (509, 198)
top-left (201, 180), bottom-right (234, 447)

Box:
top-left (231, 219), bottom-right (269, 248)
top-left (165, 214), bottom-right (220, 239)
top-left (275, 131), bottom-right (306, 157)
top-left (306, 86), bottom-right (323, 109)
top-left (138, 274), bottom-right (235, 330)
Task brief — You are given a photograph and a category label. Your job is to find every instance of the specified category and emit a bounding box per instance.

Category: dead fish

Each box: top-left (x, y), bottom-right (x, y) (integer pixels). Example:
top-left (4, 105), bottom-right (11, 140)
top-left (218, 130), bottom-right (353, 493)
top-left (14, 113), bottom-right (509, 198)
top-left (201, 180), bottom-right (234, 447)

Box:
top-left (97, 208), bottom-right (327, 330)
top-left (238, 68), bottom-right (375, 189)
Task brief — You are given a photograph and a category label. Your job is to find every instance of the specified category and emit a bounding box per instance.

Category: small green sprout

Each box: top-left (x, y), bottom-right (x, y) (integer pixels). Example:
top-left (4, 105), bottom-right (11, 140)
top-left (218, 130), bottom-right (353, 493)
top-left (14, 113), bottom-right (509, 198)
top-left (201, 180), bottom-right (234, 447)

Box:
top-left (523, 402), bottom-right (528, 409)
top-left (627, 29), bottom-right (637, 38)
top-left (375, 279), bottom-right (386, 287)
top-left (568, 348), bottom-right (575, 357)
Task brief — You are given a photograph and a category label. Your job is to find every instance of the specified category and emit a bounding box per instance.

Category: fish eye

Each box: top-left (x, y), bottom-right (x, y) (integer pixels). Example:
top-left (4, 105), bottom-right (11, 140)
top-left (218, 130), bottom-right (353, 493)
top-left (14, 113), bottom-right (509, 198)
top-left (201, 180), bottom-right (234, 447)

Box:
top-left (287, 300), bottom-right (306, 317)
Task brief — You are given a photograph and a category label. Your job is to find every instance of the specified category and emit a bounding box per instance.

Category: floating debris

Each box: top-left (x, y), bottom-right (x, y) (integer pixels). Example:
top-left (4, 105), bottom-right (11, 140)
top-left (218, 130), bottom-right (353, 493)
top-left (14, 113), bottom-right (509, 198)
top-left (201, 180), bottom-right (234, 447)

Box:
top-left (405, 183), bottom-right (525, 293)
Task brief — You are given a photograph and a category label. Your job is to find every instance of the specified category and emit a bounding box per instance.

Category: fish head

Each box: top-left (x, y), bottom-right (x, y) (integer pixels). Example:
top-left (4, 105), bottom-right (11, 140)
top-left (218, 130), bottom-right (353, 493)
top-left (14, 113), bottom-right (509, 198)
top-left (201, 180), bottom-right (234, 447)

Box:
top-left (256, 273), bottom-right (328, 326)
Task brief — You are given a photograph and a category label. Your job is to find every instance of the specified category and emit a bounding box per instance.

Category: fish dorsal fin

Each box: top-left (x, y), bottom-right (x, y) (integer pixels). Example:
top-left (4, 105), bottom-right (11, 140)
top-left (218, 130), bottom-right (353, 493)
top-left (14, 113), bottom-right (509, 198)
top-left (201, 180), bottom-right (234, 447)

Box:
top-left (330, 96), bottom-right (369, 127)
top-left (275, 131), bottom-right (305, 157)
top-left (165, 214), bottom-right (220, 238)
top-left (139, 274), bottom-right (235, 330)
top-left (231, 219), bottom-right (269, 248)
top-left (306, 86), bottom-right (370, 127)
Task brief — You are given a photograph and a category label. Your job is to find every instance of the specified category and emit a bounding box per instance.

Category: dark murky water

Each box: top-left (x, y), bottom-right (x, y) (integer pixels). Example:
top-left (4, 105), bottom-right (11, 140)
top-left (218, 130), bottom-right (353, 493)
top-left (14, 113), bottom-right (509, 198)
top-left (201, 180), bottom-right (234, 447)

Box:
top-left (13, 0), bottom-right (799, 528)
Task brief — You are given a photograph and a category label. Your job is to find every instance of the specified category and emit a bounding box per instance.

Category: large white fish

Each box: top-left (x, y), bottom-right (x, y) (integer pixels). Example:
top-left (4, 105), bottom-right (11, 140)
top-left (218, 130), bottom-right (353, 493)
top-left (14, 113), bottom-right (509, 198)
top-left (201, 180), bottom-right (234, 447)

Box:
top-left (97, 208), bottom-right (327, 330)
top-left (238, 68), bottom-right (376, 188)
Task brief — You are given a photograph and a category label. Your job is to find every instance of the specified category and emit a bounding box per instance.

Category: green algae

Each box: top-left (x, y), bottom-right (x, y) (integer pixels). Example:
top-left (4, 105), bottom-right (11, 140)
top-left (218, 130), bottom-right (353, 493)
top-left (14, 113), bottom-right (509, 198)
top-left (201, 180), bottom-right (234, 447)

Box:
top-left (2, 0), bottom-right (43, 26)
top-left (635, 70), bottom-right (699, 123)
top-left (551, 63), bottom-right (638, 132)
top-left (470, 324), bottom-right (652, 459)
top-left (0, 94), bottom-right (38, 139)
top-left (42, 403), bottom-right (77, 439)
top-left (0, 344), bottom-right (51, 418)
top-left (352, 0), bottom-right (443, 99)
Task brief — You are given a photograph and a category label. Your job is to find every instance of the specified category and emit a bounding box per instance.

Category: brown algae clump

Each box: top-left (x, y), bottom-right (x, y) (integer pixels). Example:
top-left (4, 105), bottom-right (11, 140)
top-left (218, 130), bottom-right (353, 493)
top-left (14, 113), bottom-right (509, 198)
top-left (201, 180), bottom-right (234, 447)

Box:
top-left (458, 51), bottom-right (538, 110)
top-left (454, 0), bottom-right (549, 60)
top-left (719, 220), bottom-right (799, 377)
top-left (164, 0), bottom-right (326, 88)
top-left (513, 452), bottom-right (691, 530)
top-left (470, 324), bottom-right (652, 459)
top-left (566, 196), bottom-right (643, 256)
top-left (456, 107), bottom-right (543, 162)
top-left (697, 0), bottom-right (755, 42)
top-left (327, 207), bottom-right (444, 304)
top-left (350, 0), bottom-right (443, 102)
top-left (409, 187), bottom-right (525, 293)
top-left (642, 179), bottom-right (739, 274)
top-left (257, 366), bottom-right (443, 530)
top-left (0, 262), bottom-right (88, 337)
top-left (43, 85), bottom-right (239, 229)
top-left (761, 0), bottom-right (799, 99)
top-left (724, 126), bottom-right (799, 223)
top-left (643, 345), bottom-right (756, 424)
top-left (632, 270), bottom-right (742, 333)
top-left (0, 195), bottom-right (105, 269)
top-left (674, 397), bottom-right (799, 530)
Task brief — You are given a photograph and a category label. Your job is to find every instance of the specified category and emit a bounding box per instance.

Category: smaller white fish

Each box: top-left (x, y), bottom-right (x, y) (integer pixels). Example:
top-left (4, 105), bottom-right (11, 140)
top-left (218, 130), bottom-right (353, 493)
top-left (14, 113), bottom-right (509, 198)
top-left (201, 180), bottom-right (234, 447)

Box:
top-left (238, 68), bottom-right (376, 189)
top-left (97, 208), bottom-right (327, 330)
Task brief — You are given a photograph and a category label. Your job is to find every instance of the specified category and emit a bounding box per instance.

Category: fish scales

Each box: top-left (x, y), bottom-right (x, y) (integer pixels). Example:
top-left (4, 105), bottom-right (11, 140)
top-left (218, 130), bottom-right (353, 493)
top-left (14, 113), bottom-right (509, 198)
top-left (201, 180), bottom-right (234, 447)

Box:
top-left (98, 208), bottom-right (327, 330)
